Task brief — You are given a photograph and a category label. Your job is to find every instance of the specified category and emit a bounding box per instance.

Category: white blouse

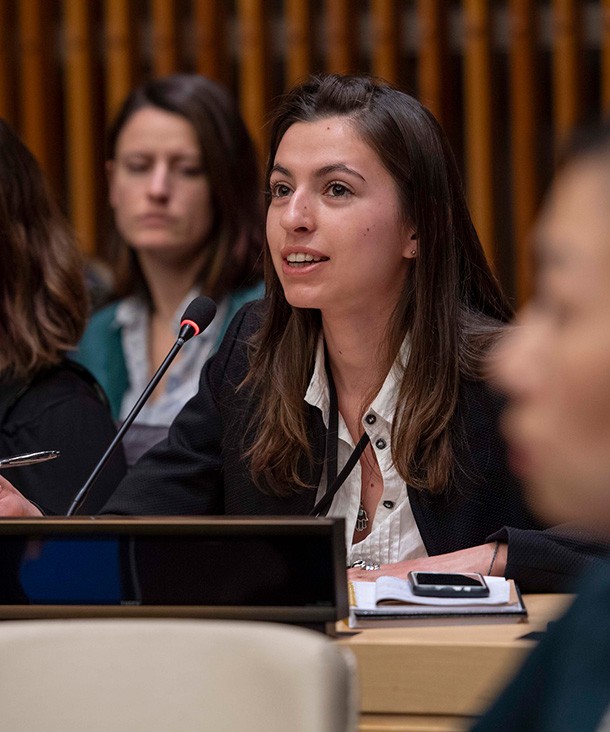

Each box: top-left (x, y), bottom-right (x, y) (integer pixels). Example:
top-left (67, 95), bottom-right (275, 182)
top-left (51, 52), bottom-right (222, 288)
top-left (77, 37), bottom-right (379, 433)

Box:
top-left (307, 337), bottom-right (428, 567)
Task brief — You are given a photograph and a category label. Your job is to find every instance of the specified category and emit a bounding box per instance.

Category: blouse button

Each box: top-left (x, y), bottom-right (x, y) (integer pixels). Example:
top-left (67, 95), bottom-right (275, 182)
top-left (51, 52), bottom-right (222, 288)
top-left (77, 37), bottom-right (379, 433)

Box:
top-left (383, 500), bottom-right (394, 509)
top-left (375, 438), bottom-right (387, 450)
top-left (365, 414), bottom-right (376, 425)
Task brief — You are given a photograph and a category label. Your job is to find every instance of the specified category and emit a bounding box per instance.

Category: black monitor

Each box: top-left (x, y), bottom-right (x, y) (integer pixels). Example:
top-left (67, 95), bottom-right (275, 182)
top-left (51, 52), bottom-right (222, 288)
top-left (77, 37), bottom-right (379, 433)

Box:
top-left (0, 517), bottom-right (348, 633)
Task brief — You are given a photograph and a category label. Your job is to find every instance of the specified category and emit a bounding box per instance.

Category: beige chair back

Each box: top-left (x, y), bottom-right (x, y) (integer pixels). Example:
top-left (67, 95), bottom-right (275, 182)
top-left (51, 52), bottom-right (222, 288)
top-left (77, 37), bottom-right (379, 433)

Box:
top-left (0, 619), bottom-right (358, 731)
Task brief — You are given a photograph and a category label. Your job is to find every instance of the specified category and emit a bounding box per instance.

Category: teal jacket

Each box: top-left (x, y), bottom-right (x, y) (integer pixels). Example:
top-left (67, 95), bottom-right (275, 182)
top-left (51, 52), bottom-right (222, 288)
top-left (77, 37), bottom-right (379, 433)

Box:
top-left (73, 283), bottom-right (264, 420)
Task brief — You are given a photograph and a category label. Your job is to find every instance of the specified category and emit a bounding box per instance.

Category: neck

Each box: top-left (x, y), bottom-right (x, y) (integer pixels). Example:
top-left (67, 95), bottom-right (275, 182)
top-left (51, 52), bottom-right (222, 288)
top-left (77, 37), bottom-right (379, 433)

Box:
top-left (321, 307), bottom-right (393, 400)
top-left (137, 251), bottom-right (204, 320)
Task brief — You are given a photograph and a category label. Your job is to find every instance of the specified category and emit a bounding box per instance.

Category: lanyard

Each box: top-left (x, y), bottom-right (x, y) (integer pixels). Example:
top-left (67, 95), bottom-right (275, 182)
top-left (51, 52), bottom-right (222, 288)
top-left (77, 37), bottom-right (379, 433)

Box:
top-left (309, 348), bottom-right (370, 517)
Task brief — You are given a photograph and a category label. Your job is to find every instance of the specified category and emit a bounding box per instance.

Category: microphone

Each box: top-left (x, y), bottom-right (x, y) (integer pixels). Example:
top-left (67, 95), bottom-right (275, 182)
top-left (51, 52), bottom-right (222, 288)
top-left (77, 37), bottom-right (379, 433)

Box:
top-left (66, 296), bottom-right (217, 516)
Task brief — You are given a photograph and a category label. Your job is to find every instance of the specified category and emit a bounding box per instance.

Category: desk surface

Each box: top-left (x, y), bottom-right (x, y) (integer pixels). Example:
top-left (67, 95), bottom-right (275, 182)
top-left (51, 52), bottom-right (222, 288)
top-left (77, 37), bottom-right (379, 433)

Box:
top-left (337, 593), bottom-right (572, 732)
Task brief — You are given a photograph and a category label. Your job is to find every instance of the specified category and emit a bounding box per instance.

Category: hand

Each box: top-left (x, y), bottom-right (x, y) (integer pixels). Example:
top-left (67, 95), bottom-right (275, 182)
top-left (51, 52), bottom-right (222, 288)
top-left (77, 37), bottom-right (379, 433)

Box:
top-left (0, 474), bottom-right (43, 517)
top-left (347, 542), bottom-right (507, 582)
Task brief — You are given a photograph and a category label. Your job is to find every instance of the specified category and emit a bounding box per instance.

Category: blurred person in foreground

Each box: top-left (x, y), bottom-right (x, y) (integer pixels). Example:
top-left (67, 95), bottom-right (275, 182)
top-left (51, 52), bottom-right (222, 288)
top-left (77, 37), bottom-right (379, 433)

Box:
top-left (472, 122), bottom-right (610, 730)
top-left (74, 74), bottom-right (264, 464)
top-left (0, 120), bottom-right (126, 514)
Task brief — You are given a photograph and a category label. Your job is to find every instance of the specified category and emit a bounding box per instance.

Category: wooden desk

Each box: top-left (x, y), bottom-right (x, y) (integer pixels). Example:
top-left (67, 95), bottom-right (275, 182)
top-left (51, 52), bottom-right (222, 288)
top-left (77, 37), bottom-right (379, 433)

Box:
top-left (337, 593), bottom-right (572, 732)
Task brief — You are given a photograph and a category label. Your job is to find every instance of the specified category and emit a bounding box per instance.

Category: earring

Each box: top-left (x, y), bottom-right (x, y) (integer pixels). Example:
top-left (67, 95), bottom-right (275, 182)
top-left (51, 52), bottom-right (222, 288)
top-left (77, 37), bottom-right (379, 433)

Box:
top-left (410, 249), bottom-right (416, 257)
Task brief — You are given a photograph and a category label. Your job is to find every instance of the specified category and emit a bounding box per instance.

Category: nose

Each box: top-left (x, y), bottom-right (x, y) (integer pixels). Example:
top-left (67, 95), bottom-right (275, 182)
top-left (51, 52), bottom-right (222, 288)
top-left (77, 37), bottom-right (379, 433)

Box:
top-left (490, 308), bottom-right (545, 402)
top-left (146, 162), bottom-right (171, 201)
top-left (279, 189), bottom-right (315, 234)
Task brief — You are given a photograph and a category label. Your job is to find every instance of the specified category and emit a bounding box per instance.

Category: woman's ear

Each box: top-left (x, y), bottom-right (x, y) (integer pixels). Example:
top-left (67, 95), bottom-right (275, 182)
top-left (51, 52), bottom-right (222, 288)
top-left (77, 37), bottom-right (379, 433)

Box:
top-left (403, 229), bottom-right (417, 259)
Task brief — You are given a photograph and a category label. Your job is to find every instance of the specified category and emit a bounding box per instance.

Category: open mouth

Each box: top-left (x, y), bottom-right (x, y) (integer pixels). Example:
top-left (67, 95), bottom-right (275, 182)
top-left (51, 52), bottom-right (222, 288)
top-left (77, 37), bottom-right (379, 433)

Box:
top-left (285, 252), bottom-right (330, 268)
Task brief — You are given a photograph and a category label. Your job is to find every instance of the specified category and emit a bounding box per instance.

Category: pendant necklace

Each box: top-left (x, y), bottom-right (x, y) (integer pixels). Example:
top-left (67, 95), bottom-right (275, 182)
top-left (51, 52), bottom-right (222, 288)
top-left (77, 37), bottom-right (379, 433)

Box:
top-left (356, 503), bottom-right (369, 532)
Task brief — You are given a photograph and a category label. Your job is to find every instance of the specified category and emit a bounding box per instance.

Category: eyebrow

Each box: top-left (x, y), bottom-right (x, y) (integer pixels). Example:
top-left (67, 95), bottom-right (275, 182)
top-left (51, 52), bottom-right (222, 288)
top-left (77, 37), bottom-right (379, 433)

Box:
top-left (269, 162), bottom-right (366, 182)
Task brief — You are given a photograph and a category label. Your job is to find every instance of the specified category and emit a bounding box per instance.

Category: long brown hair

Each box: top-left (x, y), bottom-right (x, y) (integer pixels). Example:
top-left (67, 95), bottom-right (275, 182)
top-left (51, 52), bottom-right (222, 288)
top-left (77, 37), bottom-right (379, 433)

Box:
top-left (0, 119), bottom-right (88, 379)
top-left (105, 73), bottom-right (264, 304)
top-left (245, 74), bottom-right (513, 496)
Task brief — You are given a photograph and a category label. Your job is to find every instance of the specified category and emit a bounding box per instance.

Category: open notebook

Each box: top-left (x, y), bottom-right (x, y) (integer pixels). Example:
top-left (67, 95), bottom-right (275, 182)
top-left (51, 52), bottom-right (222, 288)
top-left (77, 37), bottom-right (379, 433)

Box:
top-left (349, 575), bottom-right (527, 628)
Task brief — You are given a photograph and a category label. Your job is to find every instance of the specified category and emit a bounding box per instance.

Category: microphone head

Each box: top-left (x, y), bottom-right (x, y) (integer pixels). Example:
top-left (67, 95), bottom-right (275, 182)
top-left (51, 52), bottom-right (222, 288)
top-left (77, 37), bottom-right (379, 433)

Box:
top-left (179, 296), bottom-right (217, 341)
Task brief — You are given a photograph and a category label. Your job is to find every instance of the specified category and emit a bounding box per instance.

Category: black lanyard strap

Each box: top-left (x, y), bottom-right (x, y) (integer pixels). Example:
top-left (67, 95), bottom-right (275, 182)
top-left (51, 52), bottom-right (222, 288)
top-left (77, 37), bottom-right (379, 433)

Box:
top-left (309, 346), bottom-right (371, 517)
top-left (310, 430), bottom-right (370, 517)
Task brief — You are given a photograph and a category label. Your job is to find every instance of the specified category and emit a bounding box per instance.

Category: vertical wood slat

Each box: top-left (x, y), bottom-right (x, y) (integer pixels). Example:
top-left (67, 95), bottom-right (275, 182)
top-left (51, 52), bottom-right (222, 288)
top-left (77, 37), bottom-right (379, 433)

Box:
top-left (63, 0), bottom-right (98, 254)
top-left (0, 0), bottom-right (14, 123)
top-left (285, 0), bottom-right (312, 87)
top-left (509, 0), bottom-right (539, 304)
top-left (463, 0), bottom-right (495, 264)
top-left (18, 0), bottom-right (53, 176)
top-left (104, 0), bottom-right (138, 121)
top-left (237, 0), bottom-right (268, 161)
top-left (152, 0), bottom-right (178, 76)
top-left (194, 0), bottom-right (226, 83)
top-left (324, 0), bottom-right (355, 74)
top-left (552, 0), bottom-right (582, 150)
top-left (416, 0), bottom-right (446, 124)
top-left (601, 0), bottom-right (610, 114)
top-left (371, 0), bottom-right (399, 84)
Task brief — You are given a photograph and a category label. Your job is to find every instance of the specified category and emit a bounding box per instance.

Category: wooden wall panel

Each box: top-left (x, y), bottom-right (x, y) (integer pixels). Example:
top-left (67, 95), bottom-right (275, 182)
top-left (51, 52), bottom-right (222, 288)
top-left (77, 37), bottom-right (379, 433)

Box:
top-left (0, 0), bottom-right (14, 124)
top-left (18, 0), bottom-right (54, 177)
top-left (602, 0), bottom-right (610, 114)
top-left (1, 1), bottom-right (608, 301)
top-left (463, 0), bottom-right (495, 264)
top-left (416, 0), bottom-right (447, 125)
top-left (371, 0), bottom-right (399, 84)
top-left (194, 0), bottom-right (227, 84)
top-left (104, 0), bottom-right (138, 120)
top-left (285, 0), bottom-right (312, 87)
top-left (509, 0), bottom-right (539, 304)
top-left (63, 0), bottom-right (98, 254)
top-left (324, 0), bottom-right (355, 74)
top-left (552, 0), bottom-right (582, 150)
top-left (152, 0), bottom-right (178, 77)
top-left (237, 0), bottom-right (268, 160)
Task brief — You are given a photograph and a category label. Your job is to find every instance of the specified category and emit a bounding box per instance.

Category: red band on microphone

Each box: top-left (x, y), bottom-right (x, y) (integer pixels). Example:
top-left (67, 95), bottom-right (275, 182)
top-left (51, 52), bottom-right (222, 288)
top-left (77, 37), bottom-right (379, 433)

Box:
top-left (180, 318), bottom-right (201, 336)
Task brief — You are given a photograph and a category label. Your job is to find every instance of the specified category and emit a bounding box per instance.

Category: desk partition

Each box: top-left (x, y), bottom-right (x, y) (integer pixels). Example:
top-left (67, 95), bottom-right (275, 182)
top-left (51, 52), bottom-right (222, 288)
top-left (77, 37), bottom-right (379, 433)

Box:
top-left (0, 516), bottom-right (348, 631)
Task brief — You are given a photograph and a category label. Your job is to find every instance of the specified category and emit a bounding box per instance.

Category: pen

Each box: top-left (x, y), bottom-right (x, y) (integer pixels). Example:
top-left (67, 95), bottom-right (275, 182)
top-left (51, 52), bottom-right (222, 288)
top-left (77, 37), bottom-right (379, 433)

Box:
top-left (0, 450), bottom-right (60, 468)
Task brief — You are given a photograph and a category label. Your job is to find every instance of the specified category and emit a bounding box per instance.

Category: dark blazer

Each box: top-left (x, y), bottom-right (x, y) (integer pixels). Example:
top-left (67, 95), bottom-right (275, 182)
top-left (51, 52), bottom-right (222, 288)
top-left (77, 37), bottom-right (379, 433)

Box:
top-left (103, 302), bottom-right (607, 591)
top-left (0, 361), bottom-right (127, 515)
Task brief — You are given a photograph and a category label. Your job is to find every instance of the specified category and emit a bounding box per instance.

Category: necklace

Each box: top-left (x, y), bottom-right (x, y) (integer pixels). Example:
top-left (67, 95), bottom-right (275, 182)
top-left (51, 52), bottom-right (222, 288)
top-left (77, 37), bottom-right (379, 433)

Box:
top-left (355, 503), bottom-right (369, 532)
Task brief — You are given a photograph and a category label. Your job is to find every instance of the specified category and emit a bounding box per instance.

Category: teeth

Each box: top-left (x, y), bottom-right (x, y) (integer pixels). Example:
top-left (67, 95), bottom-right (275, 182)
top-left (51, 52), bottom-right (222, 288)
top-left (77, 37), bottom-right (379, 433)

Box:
top-left (286, 252), bottom-right (323, 263)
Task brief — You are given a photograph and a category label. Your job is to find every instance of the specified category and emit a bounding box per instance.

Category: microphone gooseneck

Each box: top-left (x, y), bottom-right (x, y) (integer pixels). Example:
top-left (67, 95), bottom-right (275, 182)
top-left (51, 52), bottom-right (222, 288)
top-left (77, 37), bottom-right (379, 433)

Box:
top-left (66, 296), bottom-right (217, 517)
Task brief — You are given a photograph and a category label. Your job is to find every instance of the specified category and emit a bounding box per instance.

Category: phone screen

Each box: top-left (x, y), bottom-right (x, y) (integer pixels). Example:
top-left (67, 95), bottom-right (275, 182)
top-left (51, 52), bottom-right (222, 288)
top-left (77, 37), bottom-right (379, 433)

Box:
top-left (413, 572), bottom-right (484, 586)
top-left (408, 571), bottom-right (489, 597)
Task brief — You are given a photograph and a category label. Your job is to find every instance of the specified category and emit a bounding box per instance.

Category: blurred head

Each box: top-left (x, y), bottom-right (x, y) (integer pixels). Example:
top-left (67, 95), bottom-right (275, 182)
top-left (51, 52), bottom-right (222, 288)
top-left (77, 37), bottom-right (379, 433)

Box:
top-left (494, 122), bottom-right (610, 531)
top-left (0, 119), bottom-right (87, 378)
top-left (106, 74), bottom-right (263, 302)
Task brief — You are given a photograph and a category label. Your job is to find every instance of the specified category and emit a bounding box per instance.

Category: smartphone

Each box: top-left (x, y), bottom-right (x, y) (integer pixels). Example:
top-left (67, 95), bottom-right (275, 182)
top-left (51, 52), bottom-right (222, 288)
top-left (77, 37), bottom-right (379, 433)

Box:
top-left (408, 571), bottom-right (490, 598)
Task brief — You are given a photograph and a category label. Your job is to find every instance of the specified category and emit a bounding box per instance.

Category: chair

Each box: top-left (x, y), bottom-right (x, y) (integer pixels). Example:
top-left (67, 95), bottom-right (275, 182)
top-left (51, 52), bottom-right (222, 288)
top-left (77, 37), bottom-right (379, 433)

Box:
top-left (0, 619), bottom-right (358, 731)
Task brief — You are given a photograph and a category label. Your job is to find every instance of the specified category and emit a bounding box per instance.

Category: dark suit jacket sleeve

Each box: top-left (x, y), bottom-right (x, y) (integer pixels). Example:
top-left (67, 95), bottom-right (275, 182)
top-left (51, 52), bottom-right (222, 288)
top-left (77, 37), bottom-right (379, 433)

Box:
top-left (471, 560), bottom-right (610, 731)
top-left (100, 304), bottom-right (255, 516)
top-left (487, 525), bottom-right (610, 593)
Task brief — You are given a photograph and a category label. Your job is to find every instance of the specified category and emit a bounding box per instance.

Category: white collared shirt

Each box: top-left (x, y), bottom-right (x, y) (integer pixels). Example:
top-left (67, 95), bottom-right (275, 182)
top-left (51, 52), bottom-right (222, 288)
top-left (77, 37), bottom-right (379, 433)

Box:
top-left (116, 289), bottom-right (228, 426)
top-left (307, 337), bottom-right (428, 566)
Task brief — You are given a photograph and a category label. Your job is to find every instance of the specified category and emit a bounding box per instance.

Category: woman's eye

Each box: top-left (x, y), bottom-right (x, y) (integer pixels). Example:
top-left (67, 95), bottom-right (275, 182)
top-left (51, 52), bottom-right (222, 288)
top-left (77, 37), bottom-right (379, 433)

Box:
top-left (177, 166), bottom-right (204, 177)
top-left (123, 160), bottom-right (150, 174)
top-left (325, 182), bottom-right (351, 197)
top-left (270, 182), bottom-right (291, 198)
